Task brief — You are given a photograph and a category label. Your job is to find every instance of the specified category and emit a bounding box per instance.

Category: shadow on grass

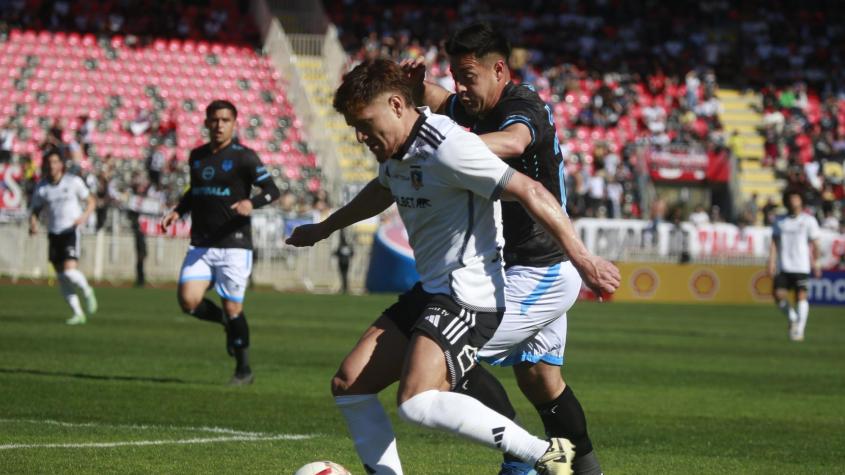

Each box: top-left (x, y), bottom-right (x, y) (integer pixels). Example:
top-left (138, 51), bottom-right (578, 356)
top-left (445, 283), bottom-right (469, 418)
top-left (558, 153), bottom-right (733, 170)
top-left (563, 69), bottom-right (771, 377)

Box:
top-left (0, 367), bottom-right (195, 384)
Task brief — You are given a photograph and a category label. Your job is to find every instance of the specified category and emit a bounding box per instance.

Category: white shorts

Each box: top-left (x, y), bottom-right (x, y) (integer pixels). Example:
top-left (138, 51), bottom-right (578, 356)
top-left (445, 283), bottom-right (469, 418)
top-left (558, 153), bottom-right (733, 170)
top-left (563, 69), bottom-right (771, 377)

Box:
top-left (178, 246), bottom-right (253, 303)
top-left (478, 261), bottom-right (581, 367)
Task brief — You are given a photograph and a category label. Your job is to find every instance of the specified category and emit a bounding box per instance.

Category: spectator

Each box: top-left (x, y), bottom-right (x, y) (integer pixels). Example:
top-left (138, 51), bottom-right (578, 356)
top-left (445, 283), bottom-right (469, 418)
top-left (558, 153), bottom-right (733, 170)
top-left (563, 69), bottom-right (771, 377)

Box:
top-left (334, 229), bottom-right (354, 294)
top-left (0, 120), bottom-right (14, 163)
top-left (128, 108), bottom-right (151, 136)
top-left (689, 204), bottom-right (710, 226)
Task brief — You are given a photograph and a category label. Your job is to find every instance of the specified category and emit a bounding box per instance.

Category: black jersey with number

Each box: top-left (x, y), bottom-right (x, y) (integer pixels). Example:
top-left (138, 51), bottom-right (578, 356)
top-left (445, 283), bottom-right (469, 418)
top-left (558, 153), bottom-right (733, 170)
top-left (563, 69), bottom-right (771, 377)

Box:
top-left (445, 82), bottom-right (567, 268)
top-left (176, 141), bottom-right (278, 249)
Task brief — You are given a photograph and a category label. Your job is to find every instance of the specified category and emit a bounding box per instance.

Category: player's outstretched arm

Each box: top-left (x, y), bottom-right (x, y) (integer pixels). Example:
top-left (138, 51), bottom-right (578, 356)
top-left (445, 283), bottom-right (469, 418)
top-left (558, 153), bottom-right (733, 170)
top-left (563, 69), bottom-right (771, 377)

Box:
top-left (810, 239), bottom-right (822, 278)
top-left (767, 240), bottom-right (778, 277)
top-left (286, 178), bottom-right (393, 247)
top-left (500, 171), bottom-right (621, 296)
top-left (478, 123), bottom-right (533, 159)
top-left (74, 194), bottom-right (96, 227)
top-left (161, 189), bottom-right (191, 231)
top-left (400, 58), bottom-right (452, 113)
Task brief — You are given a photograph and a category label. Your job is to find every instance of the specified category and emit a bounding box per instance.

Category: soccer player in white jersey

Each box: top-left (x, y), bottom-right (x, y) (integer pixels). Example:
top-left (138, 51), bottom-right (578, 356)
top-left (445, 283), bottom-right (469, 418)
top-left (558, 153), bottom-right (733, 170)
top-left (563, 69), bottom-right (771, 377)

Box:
top-left (29, 151), bottom-right (97, 325)
top-left (767, 189), bottom-right (822, 341)
top-left (287, 59), bottom-right (619, 475)
top-left (405, 24), bottom-right (607, 474)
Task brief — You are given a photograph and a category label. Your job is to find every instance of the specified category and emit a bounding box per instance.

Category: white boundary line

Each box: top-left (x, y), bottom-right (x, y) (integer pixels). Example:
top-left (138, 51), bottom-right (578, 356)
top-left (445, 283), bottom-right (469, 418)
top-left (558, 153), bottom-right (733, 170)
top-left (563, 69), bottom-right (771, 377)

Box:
top-left (0, 418), bottom-right (317, 450)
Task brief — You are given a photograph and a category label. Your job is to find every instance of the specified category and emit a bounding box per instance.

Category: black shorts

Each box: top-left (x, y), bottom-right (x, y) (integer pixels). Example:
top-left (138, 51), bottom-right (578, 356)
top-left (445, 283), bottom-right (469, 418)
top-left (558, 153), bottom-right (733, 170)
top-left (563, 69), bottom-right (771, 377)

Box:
top-left (48, 229), bottom-right (80, 266)
top-left (382, 282), bottom-right (504, 389)
top-left (774, 272), bottom-right (810, 291)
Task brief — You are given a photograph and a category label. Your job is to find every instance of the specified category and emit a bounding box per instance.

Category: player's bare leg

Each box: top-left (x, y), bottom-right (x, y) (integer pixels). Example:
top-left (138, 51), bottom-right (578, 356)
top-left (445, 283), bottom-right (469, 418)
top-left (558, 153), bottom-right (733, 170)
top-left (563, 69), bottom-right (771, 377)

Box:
top-left (332, 315), bottom-right (408, 475)
top-left (515, 363), bottom-right (602, 475)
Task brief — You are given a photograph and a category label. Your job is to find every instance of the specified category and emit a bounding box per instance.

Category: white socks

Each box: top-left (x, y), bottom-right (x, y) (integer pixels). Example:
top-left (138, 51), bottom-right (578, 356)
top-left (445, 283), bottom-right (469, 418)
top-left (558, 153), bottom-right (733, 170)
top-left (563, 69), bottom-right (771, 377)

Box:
top-left (796, 300), bottom-right (809, 334)
top-left (57, 273), bottom-right (84, 316)
top-left (777, 299), bottom-right (797, 323)
top-left (335, 394), bottom-right (403, 475)
top-left (398, 389), bottom-right (550, 465)
top-left (63, 268), bottom-right (92, 296)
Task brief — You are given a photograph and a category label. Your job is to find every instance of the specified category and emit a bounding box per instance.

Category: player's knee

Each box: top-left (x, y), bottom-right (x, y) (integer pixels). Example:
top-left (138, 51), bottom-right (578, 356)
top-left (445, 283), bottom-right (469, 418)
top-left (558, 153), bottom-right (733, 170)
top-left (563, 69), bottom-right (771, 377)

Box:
top-left (331, 371), bottom-right (356, 396)
top-left (178, 295), bottom-right (199, 314)
top-left (397, 389), bottom-right (437, 426)
top-left (515, 363), bottom-right (565, 403)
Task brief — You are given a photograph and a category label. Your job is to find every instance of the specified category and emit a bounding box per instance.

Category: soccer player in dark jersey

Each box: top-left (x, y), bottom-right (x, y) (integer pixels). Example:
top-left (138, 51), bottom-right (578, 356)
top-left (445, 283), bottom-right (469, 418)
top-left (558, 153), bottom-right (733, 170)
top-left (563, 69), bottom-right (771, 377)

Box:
top-left (405, 23), bottom-right (605, 474)
top-left (161, 100), bottom-right (280, 385)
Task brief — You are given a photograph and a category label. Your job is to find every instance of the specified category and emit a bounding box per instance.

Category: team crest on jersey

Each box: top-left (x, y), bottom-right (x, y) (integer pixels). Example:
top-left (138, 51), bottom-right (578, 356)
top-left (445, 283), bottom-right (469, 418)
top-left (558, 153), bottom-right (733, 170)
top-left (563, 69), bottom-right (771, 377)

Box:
top-left (410, 167), bottom-right (423, 190)
top-left (201, 166), bottom-right (215, 181)
top-left (222, 159), bottom-right (233, 172)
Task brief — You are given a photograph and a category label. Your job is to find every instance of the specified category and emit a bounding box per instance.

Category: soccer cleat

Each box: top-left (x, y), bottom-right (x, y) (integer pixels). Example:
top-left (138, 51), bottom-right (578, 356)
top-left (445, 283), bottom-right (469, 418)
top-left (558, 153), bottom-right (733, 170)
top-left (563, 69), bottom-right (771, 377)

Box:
top-left (499, 460), bottom-right (537, 475)
top-left (534, 438), bottom-right (576, 475)
top-left (84, 290), bottom-right (98, 316)
top-left (66, 314), bottom-right (87, 325)
top-left (228, 371), bottom-right (254, 386)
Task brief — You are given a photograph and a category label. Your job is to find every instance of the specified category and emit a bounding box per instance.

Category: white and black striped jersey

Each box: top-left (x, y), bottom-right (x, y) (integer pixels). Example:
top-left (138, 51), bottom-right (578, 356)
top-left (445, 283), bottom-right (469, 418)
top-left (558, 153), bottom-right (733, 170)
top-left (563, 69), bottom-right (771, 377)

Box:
top-left (378, 107), bottom-right (513, 312)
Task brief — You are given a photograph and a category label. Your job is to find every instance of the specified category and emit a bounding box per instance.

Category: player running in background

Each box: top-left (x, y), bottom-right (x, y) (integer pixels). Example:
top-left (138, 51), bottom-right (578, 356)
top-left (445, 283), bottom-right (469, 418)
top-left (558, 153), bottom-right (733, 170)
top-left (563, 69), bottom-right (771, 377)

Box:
top-left (287, 59), bottom-right (619, 475)
top-left (29, 151), bottom-right (97, 325)
top-left (161, 100), bottom-right (280, 385)
top-left (404, 23), bottom-right (605, 474)
top-left (767, 189), bottom-right (822, 342)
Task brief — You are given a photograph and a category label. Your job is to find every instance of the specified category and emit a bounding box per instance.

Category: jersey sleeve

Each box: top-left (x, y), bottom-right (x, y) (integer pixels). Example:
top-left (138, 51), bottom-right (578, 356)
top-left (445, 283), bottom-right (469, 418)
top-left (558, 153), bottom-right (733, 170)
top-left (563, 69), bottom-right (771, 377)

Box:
top-left (29, 183), bottom-right (44, 212)
top-left (437, 130), bottom-right (514, 200)
top-left (377, 162), bottom-right (390, 188)
top-left (444, 94), bottom-right (476, 128)
top-left (807, 215), bottom-right (821, 241)
top-left (73, 176), bottom-right (90, 200)
top-left (242, 149), bottom-right (271, 184)
top-left (494, 94), bottom-right (543, 148)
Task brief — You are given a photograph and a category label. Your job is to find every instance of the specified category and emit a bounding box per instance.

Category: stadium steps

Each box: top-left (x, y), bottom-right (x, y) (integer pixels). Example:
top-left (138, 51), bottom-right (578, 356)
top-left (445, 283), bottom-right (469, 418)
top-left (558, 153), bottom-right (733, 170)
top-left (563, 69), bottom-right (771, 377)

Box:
top-left (719, 88), bottom-right (781, 210)
top-left (289, 55), bottom-right (375, 184)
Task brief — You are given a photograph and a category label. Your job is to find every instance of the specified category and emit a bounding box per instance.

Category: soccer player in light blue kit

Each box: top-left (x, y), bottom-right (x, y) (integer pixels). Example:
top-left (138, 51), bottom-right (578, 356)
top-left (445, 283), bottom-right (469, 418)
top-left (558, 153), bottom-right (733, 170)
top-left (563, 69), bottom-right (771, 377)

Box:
top-left (405, 23), bottom-right (608, 474)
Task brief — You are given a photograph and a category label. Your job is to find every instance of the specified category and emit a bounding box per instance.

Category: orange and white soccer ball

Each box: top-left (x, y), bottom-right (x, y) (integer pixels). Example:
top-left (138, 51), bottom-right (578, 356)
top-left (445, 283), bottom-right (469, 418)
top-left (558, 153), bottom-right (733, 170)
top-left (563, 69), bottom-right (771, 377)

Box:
top-left (293, 461), bottom-right (351, 475)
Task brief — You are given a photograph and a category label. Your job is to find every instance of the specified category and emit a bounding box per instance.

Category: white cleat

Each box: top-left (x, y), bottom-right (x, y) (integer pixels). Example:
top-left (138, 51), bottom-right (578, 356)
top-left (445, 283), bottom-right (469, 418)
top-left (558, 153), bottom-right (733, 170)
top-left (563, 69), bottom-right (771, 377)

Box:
top-left (66, 314), bottom-right (87, 325)
top-left (535, 437), bottom-right (576, 475)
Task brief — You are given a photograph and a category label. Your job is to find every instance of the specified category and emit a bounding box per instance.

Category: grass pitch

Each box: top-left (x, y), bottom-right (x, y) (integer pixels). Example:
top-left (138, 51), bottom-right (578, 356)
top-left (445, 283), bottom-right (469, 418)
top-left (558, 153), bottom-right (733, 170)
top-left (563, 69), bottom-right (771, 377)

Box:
top-left (0, 283), bottom-right (843, 474)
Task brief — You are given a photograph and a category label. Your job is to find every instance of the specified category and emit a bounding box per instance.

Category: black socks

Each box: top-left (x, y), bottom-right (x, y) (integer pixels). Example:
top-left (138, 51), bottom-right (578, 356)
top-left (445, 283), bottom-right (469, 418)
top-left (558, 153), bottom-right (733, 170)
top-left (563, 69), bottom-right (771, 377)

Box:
top-left (188, 298), bottom-right (224, 324)
top-left (227, 312), bottom-right (251, 374)
top-left (535, 385), bottom-right (593, 459)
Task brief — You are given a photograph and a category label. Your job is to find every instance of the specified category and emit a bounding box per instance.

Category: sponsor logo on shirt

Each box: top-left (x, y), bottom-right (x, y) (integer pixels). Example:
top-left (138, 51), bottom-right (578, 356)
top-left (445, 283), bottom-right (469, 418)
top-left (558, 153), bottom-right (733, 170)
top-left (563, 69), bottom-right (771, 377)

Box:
top-left (394, 195), bottom-right (431, 208)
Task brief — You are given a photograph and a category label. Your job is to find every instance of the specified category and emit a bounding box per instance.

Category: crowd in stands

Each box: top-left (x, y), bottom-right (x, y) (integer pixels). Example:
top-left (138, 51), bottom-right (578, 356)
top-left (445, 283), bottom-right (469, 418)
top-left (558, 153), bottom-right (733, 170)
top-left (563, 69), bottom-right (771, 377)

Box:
top-left (0, 0), bottom-right (327, 235)
top-left (326, 0), bottom-right (845, 230)
top-left (0, 0), bottom-right (259, 46)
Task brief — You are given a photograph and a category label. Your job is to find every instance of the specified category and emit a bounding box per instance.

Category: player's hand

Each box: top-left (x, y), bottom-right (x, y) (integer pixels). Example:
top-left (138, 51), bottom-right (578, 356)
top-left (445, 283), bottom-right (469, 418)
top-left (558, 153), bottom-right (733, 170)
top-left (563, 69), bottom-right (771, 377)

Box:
top-left (230, 199), bottom-right (253, 217)
top-left (286, 223), bottom-right (329, 247)
top-left (72, 217), bottom-right (86, 227)
top-left (576, 255), bottom-right (621, 299)
top-left (767, 262), bottom-right (777, 277)
top-left (400, 57), bottom-right (427, 87)
top-left (160, 211), bottom-right (179, 232)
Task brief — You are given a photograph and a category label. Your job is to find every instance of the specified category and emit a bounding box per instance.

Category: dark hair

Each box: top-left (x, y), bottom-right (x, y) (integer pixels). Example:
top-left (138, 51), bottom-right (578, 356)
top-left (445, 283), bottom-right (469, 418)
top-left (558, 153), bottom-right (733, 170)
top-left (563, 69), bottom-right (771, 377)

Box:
top-left (333, 59), bottom-right (414, 115)
top-left (445, 22), bottom-right (511, 60)
top-left (206, 100), bottom-right (238, 119)
top-left (782, 188), bottom-right (803, 206)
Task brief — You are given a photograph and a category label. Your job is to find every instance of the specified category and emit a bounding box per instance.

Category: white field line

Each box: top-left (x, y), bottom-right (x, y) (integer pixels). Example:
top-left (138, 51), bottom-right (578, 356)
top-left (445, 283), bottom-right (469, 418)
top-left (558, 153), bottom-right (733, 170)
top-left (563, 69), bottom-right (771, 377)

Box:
top-left (0, 434), bottom-right (312, 450)
top-left (0, 418), bottom-right (317, 450)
